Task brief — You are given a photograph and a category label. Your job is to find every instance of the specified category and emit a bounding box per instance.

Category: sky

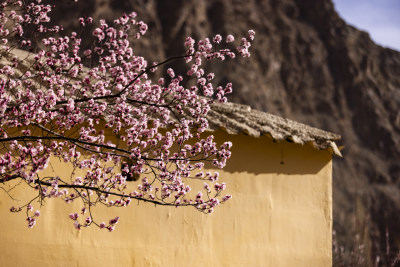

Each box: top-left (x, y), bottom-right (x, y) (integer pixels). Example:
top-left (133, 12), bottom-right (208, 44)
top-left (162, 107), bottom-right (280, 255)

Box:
top-left (332, 0), bottom-right (400, 51)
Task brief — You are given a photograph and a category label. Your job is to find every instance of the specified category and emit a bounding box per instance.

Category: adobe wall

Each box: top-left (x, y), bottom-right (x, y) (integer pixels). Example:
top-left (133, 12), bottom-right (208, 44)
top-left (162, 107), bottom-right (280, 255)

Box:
top-left (0, 131), bottom-right (332, 267)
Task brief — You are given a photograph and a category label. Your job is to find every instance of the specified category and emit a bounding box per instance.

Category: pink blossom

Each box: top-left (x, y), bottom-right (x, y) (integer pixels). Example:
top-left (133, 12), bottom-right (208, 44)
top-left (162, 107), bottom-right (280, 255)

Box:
top-left (83, 49), bottom-right (92, 57)
top-left (74, 221), bottom-right (81, 230)
top-left (167, 68), bottom-right (175, 78)
top-left (207, 73), bottom-right (215, 80)
top-left (0, 0), bottom-right (254, 231)
top-left (213, 34), bottom-right (222, 44)
top-left (222, 195), bottom-right (232, 202)
top-left (226, 34), bottom-right (235, 43)
top-left (69, 213), bottom-right (79, 220)
top-left (85, 217), bottom-right (92, 224)
top-left (27, 217), bottom-right (36, 228)
top-left (248, 30), bottom-right (256, 40)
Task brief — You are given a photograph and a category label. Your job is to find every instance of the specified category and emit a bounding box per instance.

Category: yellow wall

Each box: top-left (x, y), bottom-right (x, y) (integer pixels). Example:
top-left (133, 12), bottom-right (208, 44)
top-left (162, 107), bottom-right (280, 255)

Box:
top-left (0, 131), bottom-right (332, 267)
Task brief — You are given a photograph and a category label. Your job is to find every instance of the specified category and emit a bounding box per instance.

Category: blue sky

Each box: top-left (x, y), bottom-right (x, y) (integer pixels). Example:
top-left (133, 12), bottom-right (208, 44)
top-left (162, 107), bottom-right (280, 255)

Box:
top-left (332, 0), bottom-right (400, 51)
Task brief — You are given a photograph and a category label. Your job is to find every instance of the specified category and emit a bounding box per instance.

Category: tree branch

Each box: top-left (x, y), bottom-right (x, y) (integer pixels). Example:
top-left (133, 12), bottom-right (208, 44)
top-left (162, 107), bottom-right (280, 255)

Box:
top-left (35, 178), bottom-right (194, 207)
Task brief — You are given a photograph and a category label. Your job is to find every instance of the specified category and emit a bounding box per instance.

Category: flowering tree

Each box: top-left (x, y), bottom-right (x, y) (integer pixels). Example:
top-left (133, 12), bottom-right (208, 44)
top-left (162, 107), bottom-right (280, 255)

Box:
top-left (0, 0), bottom-right (254, 231)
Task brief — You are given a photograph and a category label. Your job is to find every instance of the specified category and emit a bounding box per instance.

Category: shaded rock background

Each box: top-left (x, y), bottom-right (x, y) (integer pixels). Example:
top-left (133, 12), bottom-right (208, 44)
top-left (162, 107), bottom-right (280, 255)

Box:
top-left (45, 0), bottom-right (400, 265)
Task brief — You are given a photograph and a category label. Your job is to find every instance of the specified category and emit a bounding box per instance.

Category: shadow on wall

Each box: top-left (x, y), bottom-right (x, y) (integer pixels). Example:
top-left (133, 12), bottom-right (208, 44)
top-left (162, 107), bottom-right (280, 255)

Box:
top-left (211, 131), bottom-right (332, 175)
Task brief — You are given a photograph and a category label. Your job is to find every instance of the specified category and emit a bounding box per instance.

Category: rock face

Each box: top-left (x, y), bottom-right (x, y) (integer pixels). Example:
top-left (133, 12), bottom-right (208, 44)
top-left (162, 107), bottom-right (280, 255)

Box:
top-left (47, 0), bottom-right (400, 263)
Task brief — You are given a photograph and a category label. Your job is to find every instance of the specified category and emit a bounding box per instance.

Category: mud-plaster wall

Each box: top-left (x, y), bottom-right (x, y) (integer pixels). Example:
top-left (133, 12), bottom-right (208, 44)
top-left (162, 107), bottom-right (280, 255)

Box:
top-left (0, 131), bottom-right (332, 267)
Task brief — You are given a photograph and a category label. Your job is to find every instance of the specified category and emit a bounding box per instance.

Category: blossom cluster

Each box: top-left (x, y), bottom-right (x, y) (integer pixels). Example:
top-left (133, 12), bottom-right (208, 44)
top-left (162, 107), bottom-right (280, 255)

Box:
top-left (0, 0), bottom-right (254, 230)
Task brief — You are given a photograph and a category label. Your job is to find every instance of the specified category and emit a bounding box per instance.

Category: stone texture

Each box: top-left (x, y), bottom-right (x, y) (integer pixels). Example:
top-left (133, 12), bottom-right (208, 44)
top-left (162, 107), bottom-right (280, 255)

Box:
top-left (207, 102), bottom-right (342, 156)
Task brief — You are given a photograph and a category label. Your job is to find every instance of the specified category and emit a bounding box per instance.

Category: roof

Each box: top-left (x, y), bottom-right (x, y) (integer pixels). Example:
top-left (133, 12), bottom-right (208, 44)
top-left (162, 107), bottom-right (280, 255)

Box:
top-left (2, 49), bottom-right (342, 156)
top-left (207, 102), bottom-right (342, 157)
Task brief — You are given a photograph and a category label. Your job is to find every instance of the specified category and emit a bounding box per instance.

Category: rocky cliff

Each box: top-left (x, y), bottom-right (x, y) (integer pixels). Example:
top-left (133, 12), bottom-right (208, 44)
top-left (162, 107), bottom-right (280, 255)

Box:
top-left (46, 0), bottom-right (400, 264)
